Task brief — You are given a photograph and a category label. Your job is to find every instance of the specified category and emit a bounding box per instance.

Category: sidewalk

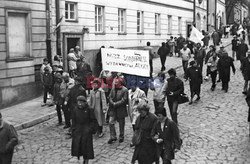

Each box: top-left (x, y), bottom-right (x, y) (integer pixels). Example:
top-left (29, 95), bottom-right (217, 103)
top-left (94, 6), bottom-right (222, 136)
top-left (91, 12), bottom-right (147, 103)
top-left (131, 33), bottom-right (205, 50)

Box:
top-left (0, 56), bottom-right (182, 131)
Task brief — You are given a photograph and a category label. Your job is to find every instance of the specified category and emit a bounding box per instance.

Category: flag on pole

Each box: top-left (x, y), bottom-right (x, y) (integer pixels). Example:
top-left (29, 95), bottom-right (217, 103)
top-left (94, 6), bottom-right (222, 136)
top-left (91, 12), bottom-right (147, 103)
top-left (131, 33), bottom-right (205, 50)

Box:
top-left (53, 16), bottom-right (63, 35)
top-left (189, 26), bottom-right (204, 44)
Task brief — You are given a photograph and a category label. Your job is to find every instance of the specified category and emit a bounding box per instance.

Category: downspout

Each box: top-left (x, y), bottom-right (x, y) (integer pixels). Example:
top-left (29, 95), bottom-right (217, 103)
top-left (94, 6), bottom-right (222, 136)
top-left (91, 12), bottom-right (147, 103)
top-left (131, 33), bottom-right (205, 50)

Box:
top-left (207, 0), bottom-right (209, 31)
top-left (193, 0), bottom-right (196, 26)
top-left (46, 0), bottom-right (52, 65)
top-left (55, 0), bottom-right (61, 56)
top-left (215, 0), bottom-right (218, 30)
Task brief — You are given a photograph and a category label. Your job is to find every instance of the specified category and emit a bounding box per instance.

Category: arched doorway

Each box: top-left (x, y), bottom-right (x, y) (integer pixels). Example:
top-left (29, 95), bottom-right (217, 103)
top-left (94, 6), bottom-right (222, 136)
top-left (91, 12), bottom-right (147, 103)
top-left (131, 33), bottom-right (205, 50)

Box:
top-left (196, 13), bottom-right (201, 31)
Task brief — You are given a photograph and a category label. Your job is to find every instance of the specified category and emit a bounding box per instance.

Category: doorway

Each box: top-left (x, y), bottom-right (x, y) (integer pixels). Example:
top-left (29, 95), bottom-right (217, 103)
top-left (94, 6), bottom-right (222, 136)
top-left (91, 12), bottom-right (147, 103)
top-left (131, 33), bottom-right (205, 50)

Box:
top-left (67, 38), bottom-right (80, 54)
top-left (187, 24), bottom-right (192, 38)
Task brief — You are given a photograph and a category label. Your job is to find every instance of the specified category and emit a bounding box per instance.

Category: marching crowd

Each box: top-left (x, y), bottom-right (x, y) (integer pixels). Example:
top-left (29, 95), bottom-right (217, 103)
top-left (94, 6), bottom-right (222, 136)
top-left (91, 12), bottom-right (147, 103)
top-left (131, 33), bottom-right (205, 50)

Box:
top-left (1, 22), bottom-right (250, 164)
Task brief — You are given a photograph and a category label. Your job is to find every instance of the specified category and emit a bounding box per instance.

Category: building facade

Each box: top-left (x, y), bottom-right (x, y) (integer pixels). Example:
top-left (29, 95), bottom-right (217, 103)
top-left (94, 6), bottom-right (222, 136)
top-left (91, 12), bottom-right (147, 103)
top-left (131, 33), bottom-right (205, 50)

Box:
top-left (226, 0), bottom-right (249, 25)
top-left (0, 0), bottom-right (56, 109)
top-left (195, 0), bottom-right (207, 31)
top-left (51, 0), bottom-right (194, 76)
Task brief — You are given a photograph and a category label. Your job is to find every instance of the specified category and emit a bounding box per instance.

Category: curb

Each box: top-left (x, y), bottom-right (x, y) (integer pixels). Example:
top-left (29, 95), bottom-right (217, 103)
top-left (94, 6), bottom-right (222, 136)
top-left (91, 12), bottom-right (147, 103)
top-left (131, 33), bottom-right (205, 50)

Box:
top-left (14, 111), bottom-right (57, 131)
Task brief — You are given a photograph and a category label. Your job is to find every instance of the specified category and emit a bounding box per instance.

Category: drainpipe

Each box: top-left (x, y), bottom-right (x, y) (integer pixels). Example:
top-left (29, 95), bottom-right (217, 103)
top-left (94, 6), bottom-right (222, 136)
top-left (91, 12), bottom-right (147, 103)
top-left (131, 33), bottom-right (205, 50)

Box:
top-left (207, 0), bottom-right (209, 31)
top-left (193, 0), bottom-right (196, 26)
top-left (46, 0), bottom-right (52, 65)
top-left (215, 0), bottom-right (218, 30)
top-left (55, 0), bottom-right (61, 56)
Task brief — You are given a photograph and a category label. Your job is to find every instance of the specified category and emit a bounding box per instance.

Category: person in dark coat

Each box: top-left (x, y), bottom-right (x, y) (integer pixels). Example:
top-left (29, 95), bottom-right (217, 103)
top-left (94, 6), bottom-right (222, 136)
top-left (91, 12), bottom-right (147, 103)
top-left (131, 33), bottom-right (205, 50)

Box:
top-left (201, 30), bottom-right (209, 49)
top-left (53, 73), bottom-right (64, 125)
top-left (204, 45), bottom-right (216, 80)
top-left (231, 35), bottom-right (239, 60)
top-left (0, 112), bottom-right (18, 164)
top-left (185, 61), bottom-right (203, 104)
top-left (163, 68), bottom-right (184, 125)
top-left (237, 39), bottom-right (249, 62)
top-left (131, 101), bottom-right (158, 164)
top-left (241, 52), bottom-right (250, 94)
top-left (245, 85), bottom-right (250, 137)
top-left (41, 66), bottom-right (53, 106)
top-left (95, 46), bottom-right (105, 77)
top-left (76, 57), bottom-right (92, 90)
top-left (187, 40), bottom-right (194, 54)
top-left (194, 43), bottom-right (206, 73)
top-left (71, 96), bottom-right (98, 164)
top-left (217, 52), bottom-right (236, 92)
top-left (212, 30), bottom-right (220, 46)
top-left (108, 78), bottom-right (128, 144)
top-left (177, 34), bottom-right (186, 55)
top-left (157, 42), bottom-right (170, 71)
top-left (154, 107), bottom-right (182, 164)
top-left (207, 52), bottom-right (219, 91)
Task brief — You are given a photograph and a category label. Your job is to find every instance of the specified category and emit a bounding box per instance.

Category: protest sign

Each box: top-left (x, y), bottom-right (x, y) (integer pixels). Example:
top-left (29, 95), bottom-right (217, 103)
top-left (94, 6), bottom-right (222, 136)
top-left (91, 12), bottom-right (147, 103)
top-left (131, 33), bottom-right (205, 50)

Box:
top-left (101, 48), bottom-right (150, 77)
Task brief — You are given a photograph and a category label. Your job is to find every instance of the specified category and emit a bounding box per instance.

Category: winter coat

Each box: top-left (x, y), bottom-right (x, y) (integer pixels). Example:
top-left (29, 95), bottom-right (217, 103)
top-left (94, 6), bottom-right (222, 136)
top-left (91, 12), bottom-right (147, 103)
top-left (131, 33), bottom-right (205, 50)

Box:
top-left (177, 36), bottom-right (186, 50)
top-left (194, 48), bottom-right (206, 63)
top-left (185, 66), bottom-right (203, 94)
top-left (95, 50), bottom-right (102, 77)
top-left (205, 51), bottom-right (215, 64)
top-left (89, 88), bottom-right (108, 126)
top-left (207, 56), bottom-right (219, 72)
top-left (53, 81), bottom-right (64, 105)
top-left (217, 55), bottom-right (236, 82)
top-left (132, 112), bottom-right (158, 164)
top-left (67, 52), bottom-right (77, 70)
top-left (59, 78), bottom-right (75, 100)
top-left (202, 34), bottom-right (209, 46)
top-left (212, 31), bottom-right (220, 45)
top-left (0, 121), bottom-right (18, 156)
top-left (108, 86), bottom-right (128, 119)
top-left (163, 77), bottom-right (184, 102)
top-left (65, 84), bottom-right (86, 109)
top-left (128, 88), bottom-right (147, 125)
top-left (71, 105), bottom-right (97, 159)
top-left (157, 46), bottom-right (170, 57)
top-left (153, 118), bottom-right (182, 160)
top-left (144, 46), bottom-right (154, 60)
top-left (42, 73), bottom-right (53, 87)
top-left (241, 57), bottom-right (250, 81)
top-left (237, 43), bottom-right (248, 61)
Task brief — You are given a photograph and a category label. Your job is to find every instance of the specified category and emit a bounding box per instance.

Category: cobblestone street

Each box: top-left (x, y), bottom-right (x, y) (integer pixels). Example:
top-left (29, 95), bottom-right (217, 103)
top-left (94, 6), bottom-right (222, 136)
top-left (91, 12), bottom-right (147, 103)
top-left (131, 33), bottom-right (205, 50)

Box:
top-left (11, 42), bottom-right (250, 164)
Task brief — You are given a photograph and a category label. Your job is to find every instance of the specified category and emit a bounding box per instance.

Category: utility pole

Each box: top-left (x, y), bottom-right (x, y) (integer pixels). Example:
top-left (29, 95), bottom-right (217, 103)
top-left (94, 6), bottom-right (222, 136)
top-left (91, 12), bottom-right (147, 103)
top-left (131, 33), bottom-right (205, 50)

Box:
top-left (46, 0), bottom-right (52, 65)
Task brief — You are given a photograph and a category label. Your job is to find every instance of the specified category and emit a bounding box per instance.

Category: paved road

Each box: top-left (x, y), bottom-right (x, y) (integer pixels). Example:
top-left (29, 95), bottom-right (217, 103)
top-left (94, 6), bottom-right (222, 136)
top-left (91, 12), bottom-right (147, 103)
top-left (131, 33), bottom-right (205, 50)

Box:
top-left (12, 40), bottom-right (250, 164)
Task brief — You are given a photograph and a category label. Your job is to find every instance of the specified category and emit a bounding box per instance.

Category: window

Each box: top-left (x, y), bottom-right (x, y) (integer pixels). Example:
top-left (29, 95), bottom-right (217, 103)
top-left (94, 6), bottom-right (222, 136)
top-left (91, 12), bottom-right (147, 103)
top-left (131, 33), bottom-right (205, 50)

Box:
top-left (168, 15), bottom-right (172, 34)
top-left (118, 9), bottom-right (126, 33)
top-left (155, 13), bottom-right (160, 34)
top-left (95, 6), bottom-right (104, 33)
top-left (137, 11), bottom-right (143, 33)
top-left (178, 17), bottom-right (182, 34)
top-left (6, 9), bottom-right (31, 60)
top-left (65, 2), bottom-right (77, 21)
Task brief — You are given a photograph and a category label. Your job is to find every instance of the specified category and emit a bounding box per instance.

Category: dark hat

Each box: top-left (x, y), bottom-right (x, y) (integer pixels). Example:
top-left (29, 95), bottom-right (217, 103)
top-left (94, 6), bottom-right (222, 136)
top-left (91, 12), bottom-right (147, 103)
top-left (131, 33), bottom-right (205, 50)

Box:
top-left (77, 96), bottom-right (87, 102)
top-left (155, 107), bottom-right (167, 117)
top-left (44, 66), bottom-right (50, 71)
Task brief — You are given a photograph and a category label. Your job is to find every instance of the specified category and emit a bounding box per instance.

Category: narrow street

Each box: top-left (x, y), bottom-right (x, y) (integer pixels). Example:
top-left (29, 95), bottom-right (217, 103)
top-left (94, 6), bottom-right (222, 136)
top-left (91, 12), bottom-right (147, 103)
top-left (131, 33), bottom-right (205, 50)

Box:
top-left (12, 40), bottom-right (250, 164)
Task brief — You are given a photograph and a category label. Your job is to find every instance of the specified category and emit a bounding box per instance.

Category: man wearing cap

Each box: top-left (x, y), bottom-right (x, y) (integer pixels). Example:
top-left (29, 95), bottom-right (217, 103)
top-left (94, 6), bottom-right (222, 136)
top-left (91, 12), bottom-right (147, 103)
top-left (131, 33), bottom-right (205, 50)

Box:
top-left (217, 52), bottom-right (236, 92)
top-left (241, 52), bottom-right (250, 94)
top-left (0, 112), bottom-right (18, 164)
top-left (231, 35), bottom-right (239, 60)
top-left (237, 39), bottom-right (248, 63)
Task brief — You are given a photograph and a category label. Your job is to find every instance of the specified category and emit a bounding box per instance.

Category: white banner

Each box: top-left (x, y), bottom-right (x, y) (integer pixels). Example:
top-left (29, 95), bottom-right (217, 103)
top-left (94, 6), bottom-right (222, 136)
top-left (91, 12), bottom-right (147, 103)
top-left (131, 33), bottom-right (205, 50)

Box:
top-left (101, 48), bottom-right (150, 77)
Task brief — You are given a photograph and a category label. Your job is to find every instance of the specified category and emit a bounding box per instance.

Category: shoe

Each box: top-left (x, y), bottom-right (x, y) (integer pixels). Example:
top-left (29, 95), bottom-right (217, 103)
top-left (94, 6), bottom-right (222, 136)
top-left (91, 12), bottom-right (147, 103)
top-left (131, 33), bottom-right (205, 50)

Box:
top-left (243, 91), bottom-right (247, 95)
top-left (225, 89), bottom-right (228, 93)
top-left (98, 133), bottom-right (104, 138)
top-left (57, 122), bottom-right (63, 126)
top-left (221, 88), bottom-right (225, 90)
top-left (211, 87), bottom-right (215, 91)
top-left (195, 97), bottom-right (200, 101)
top-left (204, 76), bottom-right (209, 80)
top-left (63, 125), bottom-right (70, 129)
top-left (217, 79), bottom-right (221, 83)
top-left (119, 138), bottom-right (124, 143)
top-left (41, 103), bottom-right (46, 107)
top-left (108, 138), bottom-right (117, 144)
top-left (189, 101), bottom-right (193, 105)
top-left (130, 143), bottom-right (135, 147)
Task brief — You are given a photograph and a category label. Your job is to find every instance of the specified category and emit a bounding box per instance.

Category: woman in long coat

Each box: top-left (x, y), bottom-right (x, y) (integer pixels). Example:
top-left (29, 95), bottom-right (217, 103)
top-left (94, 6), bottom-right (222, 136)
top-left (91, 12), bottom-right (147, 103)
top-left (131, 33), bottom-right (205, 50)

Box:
top-left (131, 101), bottom-right (158, 164)
top-left (185, 60), bottom-right (203, 104)
top-left (71, 96), bottom-right (97, 164)
top-left (89, 79), bottom-right (108, 138)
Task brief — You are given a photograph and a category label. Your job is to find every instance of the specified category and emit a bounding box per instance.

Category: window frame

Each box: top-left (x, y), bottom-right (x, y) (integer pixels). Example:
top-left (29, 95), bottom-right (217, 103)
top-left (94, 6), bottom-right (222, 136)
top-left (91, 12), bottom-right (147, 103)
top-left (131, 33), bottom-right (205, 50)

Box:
top-left (5, 8), bottom-right (32, 62)
top-left (118, 8), bottom-right (126, 34)
top-left (65, 2), bottom-right (78, 22)
top-left (155, 13), bottom-right (161, 35)
top-left (95, 5), bottom-right (105, 34)
top-left (168, 15), bottom-right (172, 35)
top-left (137, 10), bottom-right (144, 34)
